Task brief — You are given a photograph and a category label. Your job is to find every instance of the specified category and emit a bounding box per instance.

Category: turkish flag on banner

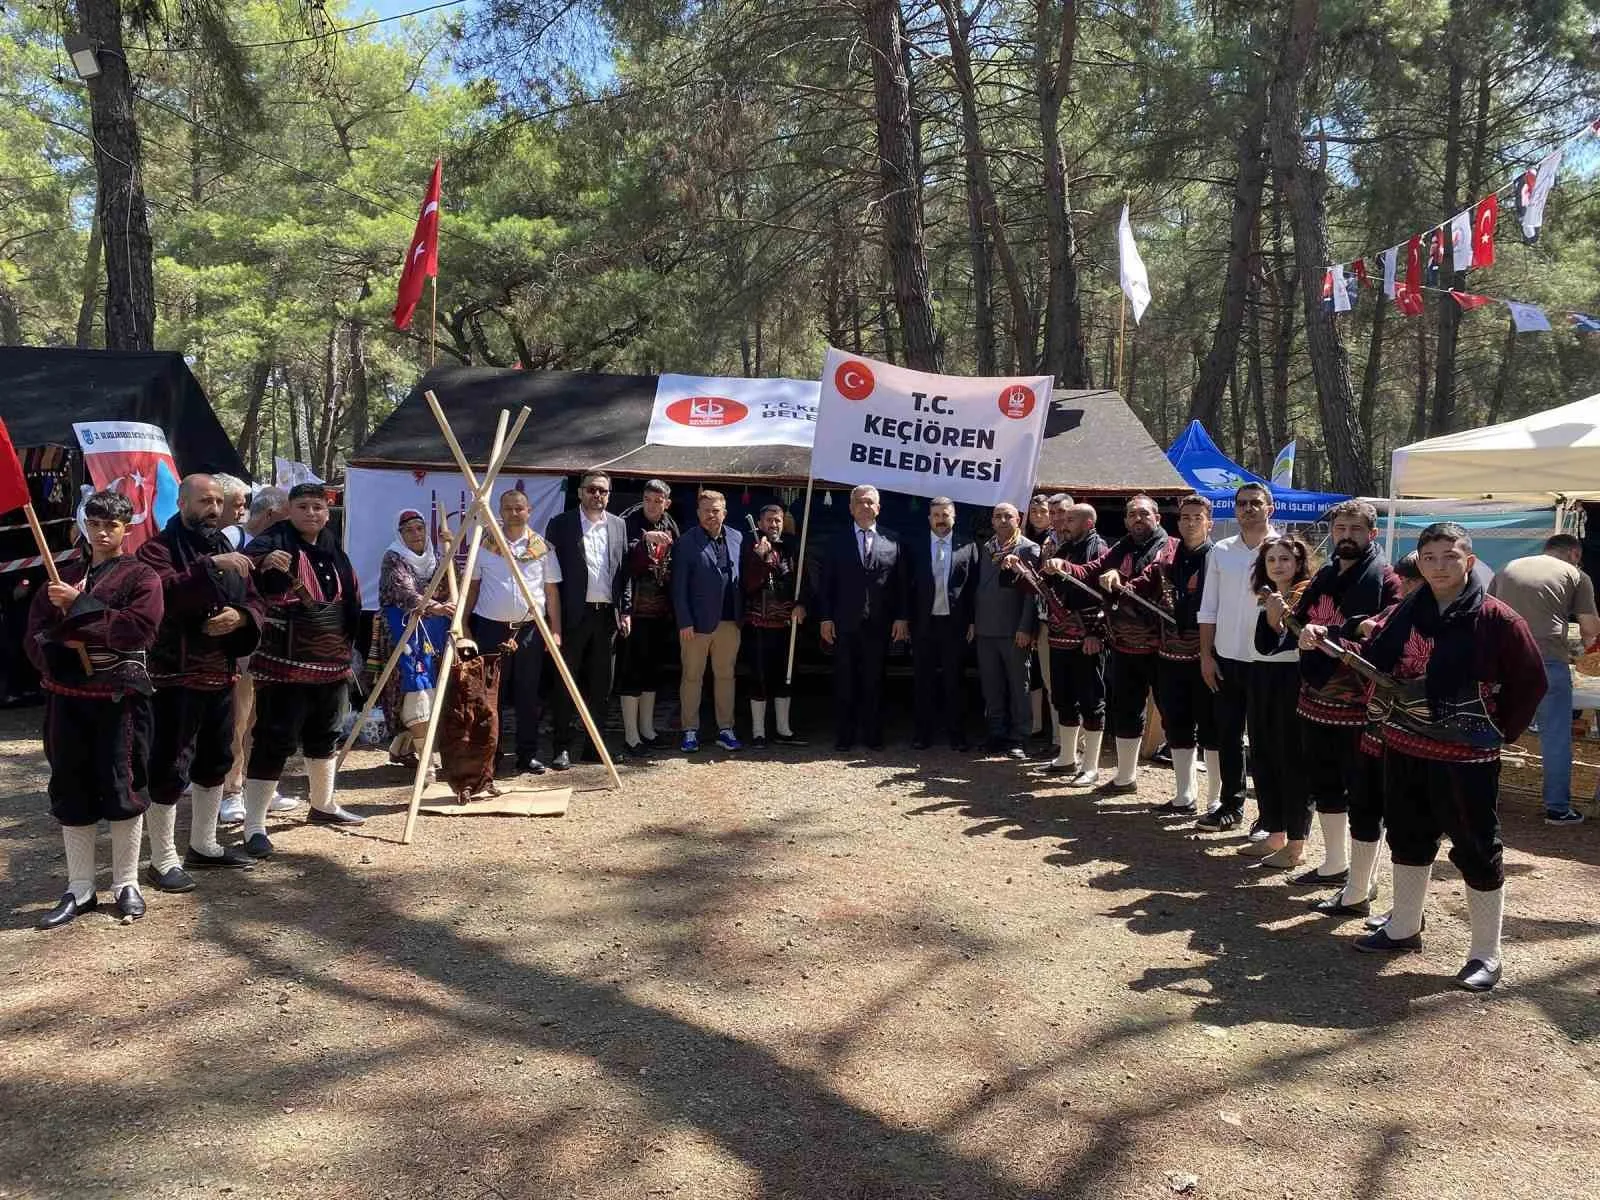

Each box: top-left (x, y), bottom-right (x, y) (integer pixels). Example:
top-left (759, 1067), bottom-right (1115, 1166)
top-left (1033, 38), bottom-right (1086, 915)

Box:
top-left (1472, 193), bottom-right (1498, 269)
top-left (0, 416), bottom-right (30, 514)
top-left (393, 159), bottom-right (442, 330)
top-left (72, 421), bottom-right (181, 554)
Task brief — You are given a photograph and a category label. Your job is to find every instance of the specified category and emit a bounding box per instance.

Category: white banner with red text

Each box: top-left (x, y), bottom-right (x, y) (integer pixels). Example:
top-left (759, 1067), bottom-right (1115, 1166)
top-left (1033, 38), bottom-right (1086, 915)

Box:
top-left (810, 348), bottom-right (1053, 508)
top-left (645, 374), bottom-right (819, 448)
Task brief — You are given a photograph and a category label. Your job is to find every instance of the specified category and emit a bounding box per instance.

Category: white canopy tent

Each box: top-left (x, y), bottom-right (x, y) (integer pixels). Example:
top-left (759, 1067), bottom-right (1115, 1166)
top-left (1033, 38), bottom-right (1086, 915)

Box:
top-left (1384, 393), bottom-right (1600, 556)
top-left (1390, 392), bottom-right (1600, 503)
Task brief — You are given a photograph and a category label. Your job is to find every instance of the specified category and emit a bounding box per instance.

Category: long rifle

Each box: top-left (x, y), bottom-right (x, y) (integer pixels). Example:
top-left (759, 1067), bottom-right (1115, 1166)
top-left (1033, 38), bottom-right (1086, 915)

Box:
top-left (1042, 557), bottom-right (1176, 625)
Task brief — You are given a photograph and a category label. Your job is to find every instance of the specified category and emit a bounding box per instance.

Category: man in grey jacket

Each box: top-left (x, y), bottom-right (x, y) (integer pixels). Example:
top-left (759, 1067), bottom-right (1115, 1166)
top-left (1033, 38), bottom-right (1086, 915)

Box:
top-left (978, 502), bottom-right (1040, 759)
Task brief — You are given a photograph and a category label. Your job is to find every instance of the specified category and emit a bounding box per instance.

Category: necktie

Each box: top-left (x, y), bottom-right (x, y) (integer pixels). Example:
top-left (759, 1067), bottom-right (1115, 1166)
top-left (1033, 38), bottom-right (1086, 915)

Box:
top-left (860, 529), bottom-right (872, 566)
top-left (934, 539), bottom-right (949, 616)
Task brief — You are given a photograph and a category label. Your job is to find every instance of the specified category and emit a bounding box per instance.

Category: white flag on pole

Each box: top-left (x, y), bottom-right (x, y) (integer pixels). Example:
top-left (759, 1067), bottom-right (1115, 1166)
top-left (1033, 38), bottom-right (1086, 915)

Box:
top-left (1504, 300), bottom-right (1551, 332)
top-left (1270, 440), bottom-right (1296, 487)
top-left (275, 456), bottom-right (324, 488)
top-left (1449, 209), bottom-right (1475, 271)
top-left (1521, 149), bottom-right (1563, 240)
top-left (1329, 266), bottom-right (1351, 313)
top-left (1381, 247), bottom-right (1398, 298)
top-left (1118, 204), bottom-right (1150, 324)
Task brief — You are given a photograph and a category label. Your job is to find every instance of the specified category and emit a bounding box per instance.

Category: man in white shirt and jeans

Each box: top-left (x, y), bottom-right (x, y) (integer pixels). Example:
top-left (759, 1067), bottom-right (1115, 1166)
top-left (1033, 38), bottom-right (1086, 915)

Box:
top-left (1196, 482), bottom-right (1277, 831)
top-left (467, 488), bottom-right (562, 775)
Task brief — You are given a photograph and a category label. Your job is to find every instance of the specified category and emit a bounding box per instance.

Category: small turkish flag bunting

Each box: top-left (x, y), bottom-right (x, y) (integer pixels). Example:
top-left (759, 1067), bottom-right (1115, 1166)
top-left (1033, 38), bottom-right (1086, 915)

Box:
top-left (1472, 193), bottom-right (1498, 270)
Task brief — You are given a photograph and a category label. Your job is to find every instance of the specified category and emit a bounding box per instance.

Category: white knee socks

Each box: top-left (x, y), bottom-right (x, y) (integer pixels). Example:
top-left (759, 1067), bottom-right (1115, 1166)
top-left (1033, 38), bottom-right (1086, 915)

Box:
top-left (1466, 886), bottom-right (1505, 968)
top-left (774, 697), bottom-right (794, 738)
top-left (243, 778), bottom-right (277, 839)
top-left (750, 699), bottom-right (767, 740)
top-left (638, 692), bottom-right (658, 741)
top-left (306, 757), bottom-right (338, 814)
top-left (1171, 747), bottom-right (1197, 809)
top-left (1051, 721), bottom-right (1080, 769)
top-left (1114, 737), bottom-right (1141, 786)
top-left (188, 784), bottom-right (226, 857)
top-left (145, 802), bottom-right (181, 873)
top-left (1386, 863), bottom-right (1432, 940)
top-left (62, 824), bottom-right (97, 903)
top-left (1340, 838), bottom-right (1382, 907)
top-left (110, 816), bottom-right (142, 894)
top-left (1203, 749), bottom-right (1223, 810)
top-left (1079, 730), bottom-right (1104, 779)
top-left (620, 695), bottom-right (641, 746)
top-left (1318, 811), bottom-right (1350, 875)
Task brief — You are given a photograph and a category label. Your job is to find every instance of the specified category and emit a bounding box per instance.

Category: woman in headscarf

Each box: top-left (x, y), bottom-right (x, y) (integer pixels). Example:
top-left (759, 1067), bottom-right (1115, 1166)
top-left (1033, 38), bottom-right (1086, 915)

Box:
top-left (373, 509), bottom-right (453, 771)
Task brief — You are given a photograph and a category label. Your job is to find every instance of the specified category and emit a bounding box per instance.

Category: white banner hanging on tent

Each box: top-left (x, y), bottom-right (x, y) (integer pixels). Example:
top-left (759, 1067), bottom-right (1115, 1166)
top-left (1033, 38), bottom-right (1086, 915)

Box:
top-left (809, 347), bottom-right (1052, 508)
top-left (343, 466), bottom-right (566, 611)
top-left (645, 374), bottom-right (819, 448)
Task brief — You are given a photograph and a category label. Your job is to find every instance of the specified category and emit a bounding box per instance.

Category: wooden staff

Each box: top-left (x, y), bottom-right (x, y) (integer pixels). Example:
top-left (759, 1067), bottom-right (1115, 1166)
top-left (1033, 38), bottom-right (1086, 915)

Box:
top-left (423, 389), bottom-right (622, 791)
top-left (335, 407), bottom-right (530, 769)
top-left (782, 471), bottom-right (816, 687)
top-left (401, 410), bottom-right (509, 844)
top-left (25, 503), bottom-right (93, 674)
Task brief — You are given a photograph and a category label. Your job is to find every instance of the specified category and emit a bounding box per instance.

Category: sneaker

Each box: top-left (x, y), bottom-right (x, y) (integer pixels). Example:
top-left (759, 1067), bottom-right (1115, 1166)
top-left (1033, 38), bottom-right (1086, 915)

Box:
top-left (716, 729), bottom-right (743, 752)
top-left (269, 792), bottom-right (302, 813)
top-left (680, 730), bottom-right (700, 754)
top-left (219, 791), bottom-right (246, 825)
top-left (1247, 818), bottom-right (1270, 843)
top-left (1545, 809), bottom-right (1585, 826)
top-left (1195, 807), bottom-right (1241, 832)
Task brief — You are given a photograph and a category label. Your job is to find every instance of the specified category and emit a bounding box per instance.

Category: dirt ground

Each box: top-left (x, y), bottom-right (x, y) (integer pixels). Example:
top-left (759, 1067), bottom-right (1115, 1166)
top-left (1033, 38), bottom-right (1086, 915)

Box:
top-left (2, 691), bottom-right (1598, 1200)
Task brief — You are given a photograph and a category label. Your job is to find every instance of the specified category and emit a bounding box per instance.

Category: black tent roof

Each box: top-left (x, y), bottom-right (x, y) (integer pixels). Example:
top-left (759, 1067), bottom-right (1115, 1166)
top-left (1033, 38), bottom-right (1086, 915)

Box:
top-left (353, 365), bottom-right (1186, 496)
top-left (0, 346), bottom-right (246, 478)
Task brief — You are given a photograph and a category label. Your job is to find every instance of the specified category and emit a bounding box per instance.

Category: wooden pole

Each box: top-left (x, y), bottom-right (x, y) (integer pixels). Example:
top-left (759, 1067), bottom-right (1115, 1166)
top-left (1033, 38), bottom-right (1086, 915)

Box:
top-left (335, 407), bottom-right (530, 769)
top-left (1116, 192), bottom-right (1130, 390)
top-left (783, 472), bottom-right (817, 686)
top-left (400, 411), bottom-right (508, 844)
top-left (428, 275), bottom-right (437, 368)
top-left (423, 390), bottom-right (622, 791)
top-left (24, 503), bottom-right (91, 673)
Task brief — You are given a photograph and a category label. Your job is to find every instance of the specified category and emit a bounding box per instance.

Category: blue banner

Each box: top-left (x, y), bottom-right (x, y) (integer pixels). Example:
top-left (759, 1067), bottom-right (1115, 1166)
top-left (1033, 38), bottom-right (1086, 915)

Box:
top-left (1166, 421), bottom-right (1348, 520)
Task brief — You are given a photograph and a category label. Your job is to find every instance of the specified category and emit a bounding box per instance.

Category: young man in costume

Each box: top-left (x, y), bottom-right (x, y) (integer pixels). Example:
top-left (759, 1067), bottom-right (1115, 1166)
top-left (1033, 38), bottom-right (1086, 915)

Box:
top-left (741, 502), bottom-right (807, 748)
top-left (26, 490), bottom-right (164, 927)
top-left (1033, 501), bottom-right (1109, 784)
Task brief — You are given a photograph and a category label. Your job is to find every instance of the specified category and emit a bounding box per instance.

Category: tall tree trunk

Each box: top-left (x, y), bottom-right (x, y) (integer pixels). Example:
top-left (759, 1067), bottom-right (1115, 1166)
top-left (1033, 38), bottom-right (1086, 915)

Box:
top-left (237, 360), bottom-right (271, 478)
top-left (348, 314), bottom-right (370, 450)
top-left (863, 0), bottom-right (940, 370)
top-left (1410, 313), bottom-right (1430, 442)
top-left (1429, 5), bottom-right (1465, 437)
top-left (1265, 0), bottom-right (1373, 494)
top-left (1485, 319), bottom-right (1517, 425)
top-left (75, 194), bottom-right (102, 348)
top-left (1189, 75), bottom-right (1269, 426)
top-left (0, 283), bottom-right (21, 344)
top-left (1359, 275), bottom-right (1387, 439)
top-left (1248, 294), bottom-right (1272, 472)
top-left (77, 0), bottom-right (155, 350)
top-left (1037, 0), bottom-right (1085, 384)
top-left (1228, 363), bottom-right (1246, 465)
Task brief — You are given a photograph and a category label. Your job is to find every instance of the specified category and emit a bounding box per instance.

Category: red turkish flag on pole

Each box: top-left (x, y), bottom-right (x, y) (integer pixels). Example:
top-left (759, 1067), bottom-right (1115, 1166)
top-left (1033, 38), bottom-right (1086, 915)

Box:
top-left (393, 159), bottom-right (442, 331)
top-left (1472, 193), bottom-right (1498, 270)
top-left (0, 416), bottom-right (30, 514)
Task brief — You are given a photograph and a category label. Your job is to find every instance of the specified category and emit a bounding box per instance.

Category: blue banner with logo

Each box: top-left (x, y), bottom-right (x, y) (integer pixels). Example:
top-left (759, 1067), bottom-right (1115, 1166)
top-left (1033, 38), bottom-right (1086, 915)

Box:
top-left (1166, 420), bottom-right (1347, 520)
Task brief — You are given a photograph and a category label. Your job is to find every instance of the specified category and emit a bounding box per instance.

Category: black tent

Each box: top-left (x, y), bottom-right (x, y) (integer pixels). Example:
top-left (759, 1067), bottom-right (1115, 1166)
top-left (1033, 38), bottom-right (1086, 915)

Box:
top-left (351, 365), bottom-right (1188, 498)
top-left (0, 347), bottom-right (245, 477)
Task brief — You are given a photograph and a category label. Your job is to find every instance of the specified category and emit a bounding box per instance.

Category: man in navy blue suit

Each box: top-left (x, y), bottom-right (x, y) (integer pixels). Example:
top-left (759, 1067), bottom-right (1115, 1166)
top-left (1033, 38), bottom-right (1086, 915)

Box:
top-left (813, 484), bottom-right (908, 751)
top-left (671, 489), bottom-right (744, 753)
top-left (906, 497), bottom-right (977, 750)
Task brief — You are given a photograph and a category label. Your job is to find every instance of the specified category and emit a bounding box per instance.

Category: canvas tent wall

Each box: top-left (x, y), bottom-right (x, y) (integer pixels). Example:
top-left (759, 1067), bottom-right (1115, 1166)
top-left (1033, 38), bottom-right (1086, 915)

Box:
top-left (1389, 393), bottom-right (1600, 503)
top-left (0, 347), bottom-right (246, 568)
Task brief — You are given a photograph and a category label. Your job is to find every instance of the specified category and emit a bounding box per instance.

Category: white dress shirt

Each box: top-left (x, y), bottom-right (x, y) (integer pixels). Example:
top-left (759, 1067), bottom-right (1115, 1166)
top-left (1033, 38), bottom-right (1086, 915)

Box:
top-left (929, 531), bottom-right (952, 616)
top-left (581, 510), bottom-right (612, 603)
top-left (1198, 527), bottom-right (1277, 661)
top-left (473, 531), bottom-right (561, 622)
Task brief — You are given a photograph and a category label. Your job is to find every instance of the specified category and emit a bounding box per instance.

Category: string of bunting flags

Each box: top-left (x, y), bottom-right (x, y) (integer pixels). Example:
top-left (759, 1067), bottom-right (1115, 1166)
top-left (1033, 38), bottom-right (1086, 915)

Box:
top-left (1321, 114), bottom-right (1600, 332)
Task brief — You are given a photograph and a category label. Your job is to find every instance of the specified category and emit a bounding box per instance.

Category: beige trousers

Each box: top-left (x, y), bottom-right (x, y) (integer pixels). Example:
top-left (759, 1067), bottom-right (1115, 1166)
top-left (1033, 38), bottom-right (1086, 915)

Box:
top-left (224, 671), bottom-right (255, 793)
top-left (679, 620), bottom-right (742, 732)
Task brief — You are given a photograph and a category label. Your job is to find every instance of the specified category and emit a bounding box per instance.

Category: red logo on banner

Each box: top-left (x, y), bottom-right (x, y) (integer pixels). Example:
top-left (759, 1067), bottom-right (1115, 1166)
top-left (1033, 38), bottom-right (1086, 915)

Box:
top-left (834, 360), bottom-right (875, 401)
top-left (998, 384), bottom-right (1036, 420)
top-left (664, 396), bottom-right (749, 429)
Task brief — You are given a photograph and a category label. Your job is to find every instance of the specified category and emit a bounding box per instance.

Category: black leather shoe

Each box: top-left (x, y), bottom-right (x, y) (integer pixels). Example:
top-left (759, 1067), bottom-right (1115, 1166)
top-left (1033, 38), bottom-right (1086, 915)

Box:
top-left (1310, 887), bottom-right (1378, 917)
top-left (1353, 926), bottom-right (1423, 953)
top-left (1096, 780), bottom-right (1138, 796)
top-left (950, 739), bottom-right (971, 753)
top-left (549, 751), bottom-right (572, 772)
top-left (516, 757), bottom-right (549, 774)
top-left (1291, 866), bottom-right (1348, 888)
top-left (1150, 800), bottom-right (1197, 814)
top-left (863, 740), bottom-right (884, 751)
top-left (307, 806), bottom-right (366, 827)
top-left (114, 885), bottom-right (146, 919)
top-left (184, 846), bottom-right (255, 869)
top-left (750, 735), bottom-right (769, 750)
top-left (772, 732), bottom-right (808, 746)
top-left (37, 891), bottom-right (96, 930)
top-left (910, 738), bottom-right (931, 750)
top-left (245, 832), bottom-right (274, 858)
top-left (1455, 958), bottom-right (1502, 992)
top-left (146, 864), bottom-right (195, 894)
top-left (834, 740), bottom-right (856, 753)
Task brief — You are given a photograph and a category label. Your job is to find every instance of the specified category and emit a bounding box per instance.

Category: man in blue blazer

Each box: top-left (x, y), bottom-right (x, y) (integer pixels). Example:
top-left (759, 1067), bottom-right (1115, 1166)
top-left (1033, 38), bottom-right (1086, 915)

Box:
top-left (671, 489), bottom-right (744, 753)
top-left (813, 484), bottom-right (908, 751)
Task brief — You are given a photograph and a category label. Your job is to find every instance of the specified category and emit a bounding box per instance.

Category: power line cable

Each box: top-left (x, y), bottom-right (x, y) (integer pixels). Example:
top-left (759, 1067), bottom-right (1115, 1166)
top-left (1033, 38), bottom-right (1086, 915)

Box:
top-left (134, 1), bottom-right (469, 53)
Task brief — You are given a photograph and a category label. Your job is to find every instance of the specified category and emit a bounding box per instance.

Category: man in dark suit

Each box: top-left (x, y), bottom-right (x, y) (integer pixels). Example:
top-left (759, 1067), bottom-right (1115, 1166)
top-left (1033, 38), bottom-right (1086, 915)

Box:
top-left (671, 489), bottom-right (744, 753)
top-left (543, 470), bottom-right (631, 768)
top-left (813, 484), bottom-right (908, 751)
top-left (907, 496), bottom-right (977, 750)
